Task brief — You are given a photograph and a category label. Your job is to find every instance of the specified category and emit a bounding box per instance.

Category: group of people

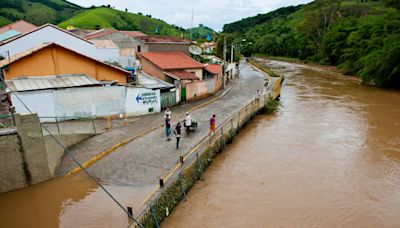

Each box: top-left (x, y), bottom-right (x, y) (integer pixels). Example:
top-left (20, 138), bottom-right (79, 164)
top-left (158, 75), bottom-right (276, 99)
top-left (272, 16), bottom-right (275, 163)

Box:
top-left (164, 107), bottom-right (217, 150)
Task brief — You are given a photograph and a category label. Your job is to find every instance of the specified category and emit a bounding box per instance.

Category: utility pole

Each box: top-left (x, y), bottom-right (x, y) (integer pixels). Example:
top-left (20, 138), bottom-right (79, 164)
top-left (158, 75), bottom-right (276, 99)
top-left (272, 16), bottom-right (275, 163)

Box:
top-left (223, 35), bottom-right (226, 63)
top-left (230, 43), bottom-right (234, 63)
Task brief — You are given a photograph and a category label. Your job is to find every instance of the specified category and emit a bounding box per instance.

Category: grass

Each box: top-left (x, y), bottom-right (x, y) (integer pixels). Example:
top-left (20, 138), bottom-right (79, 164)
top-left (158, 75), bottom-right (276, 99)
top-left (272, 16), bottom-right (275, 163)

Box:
top-left (59, 7), bottom-right (183, 36)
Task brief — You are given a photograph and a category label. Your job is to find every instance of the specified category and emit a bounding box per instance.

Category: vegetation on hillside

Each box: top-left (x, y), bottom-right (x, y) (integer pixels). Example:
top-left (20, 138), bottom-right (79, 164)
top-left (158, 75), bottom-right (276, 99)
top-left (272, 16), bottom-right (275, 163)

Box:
top-left (0, 0), bottom-right (82, 26)
top-left (59, 7), bottom-right (184, 36)
top-left (186, 24), bottom-right (216, 40)
top-left (223, 0), bottom-right (400, 88)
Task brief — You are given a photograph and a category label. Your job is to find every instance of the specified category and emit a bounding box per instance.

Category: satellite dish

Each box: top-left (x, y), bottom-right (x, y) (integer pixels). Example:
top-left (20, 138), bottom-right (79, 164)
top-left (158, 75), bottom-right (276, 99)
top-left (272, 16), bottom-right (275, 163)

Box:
top-left (189, 45), bottom-right (202, 55)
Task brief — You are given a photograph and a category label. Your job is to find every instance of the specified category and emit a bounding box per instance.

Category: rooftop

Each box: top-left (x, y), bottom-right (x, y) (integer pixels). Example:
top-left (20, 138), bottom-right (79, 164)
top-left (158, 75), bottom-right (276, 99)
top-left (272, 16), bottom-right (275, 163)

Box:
top-left (164, 70), bottom-right (199, 80)
top-left (140, 52), bottom-right (204, 70)
top-left (138, 36), bottom-right (191, 44)
top-left (84, 28), bottom-right (118, 40)
top-left (121, 31), bottom-right (147, 38)
top-left (90, 40), bottom-right (118, 49)
top-left (6, 74), bottom-right (100, 92)
top-left (0, 30), bottom-right (21, 42)
top-left (0, 20), bottom-right (37, 35)
top-left (205, 64), bottom-right (223, 75)
top-left (138, 71), bottom-right (175, 89)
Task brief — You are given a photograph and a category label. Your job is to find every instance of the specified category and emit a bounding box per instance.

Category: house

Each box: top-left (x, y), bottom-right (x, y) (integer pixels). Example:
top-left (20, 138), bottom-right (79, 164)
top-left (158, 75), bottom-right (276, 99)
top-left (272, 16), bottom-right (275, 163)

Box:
top-left (204, 63), bottom-right (223, 91)
top-left (133, 36), bottom-right (192, 55)
top-left (0, 42), bottom-right (130, 83)
top-left (201, 42), bottom-right (217, 54)
top-left (90, 40), bottom-right (120, 64)
top-left (0, 20), bottom-right (37, 43)
top-left (0, 23), bottom-right (97, 60)
top-left (6, 74), bottom-right (161, 121)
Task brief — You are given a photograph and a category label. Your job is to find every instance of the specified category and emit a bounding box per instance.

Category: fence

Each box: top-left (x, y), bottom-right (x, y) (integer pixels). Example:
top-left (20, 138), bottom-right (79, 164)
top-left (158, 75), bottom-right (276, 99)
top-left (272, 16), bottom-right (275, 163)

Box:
top-left (131, 93), bottom-right (270, 227)
top-left (160, 91), bottom-right (177, 109)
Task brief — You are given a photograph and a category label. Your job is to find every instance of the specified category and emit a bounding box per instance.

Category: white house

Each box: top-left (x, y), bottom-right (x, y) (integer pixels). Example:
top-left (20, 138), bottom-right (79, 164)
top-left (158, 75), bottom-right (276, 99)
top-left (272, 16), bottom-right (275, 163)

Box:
top-left (0, 24), bottom-right (97, 60)
top-left (90, 40), bottom-right (120, 64)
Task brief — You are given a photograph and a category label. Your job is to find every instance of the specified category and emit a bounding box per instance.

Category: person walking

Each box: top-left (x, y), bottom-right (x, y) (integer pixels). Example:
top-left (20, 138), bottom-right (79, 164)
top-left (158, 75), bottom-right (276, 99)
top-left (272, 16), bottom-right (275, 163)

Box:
top-left (209, 114), bottom-right (216, 134)
top-left (174, 122), bottom-right (182, 149)
top-left (165, 114), bottom-right (171, 141)
top-left (164, 108), bottom-right (172, 119)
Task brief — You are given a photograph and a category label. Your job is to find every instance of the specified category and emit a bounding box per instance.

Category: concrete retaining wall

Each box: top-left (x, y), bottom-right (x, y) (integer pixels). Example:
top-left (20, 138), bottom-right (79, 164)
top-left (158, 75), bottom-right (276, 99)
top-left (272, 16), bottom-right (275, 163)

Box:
top-left (0, 114), bottom-right (93, 193)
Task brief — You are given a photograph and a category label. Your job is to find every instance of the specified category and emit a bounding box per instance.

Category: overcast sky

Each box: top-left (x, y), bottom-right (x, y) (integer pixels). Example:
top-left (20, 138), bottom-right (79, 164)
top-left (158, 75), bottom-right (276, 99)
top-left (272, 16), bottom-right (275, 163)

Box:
top-left (68, 0), bottom-right (313, 31)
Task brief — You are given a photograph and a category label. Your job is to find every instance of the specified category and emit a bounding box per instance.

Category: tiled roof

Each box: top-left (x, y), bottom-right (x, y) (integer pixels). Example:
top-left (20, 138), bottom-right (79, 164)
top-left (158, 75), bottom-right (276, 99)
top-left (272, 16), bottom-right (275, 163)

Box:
top-left (0, 20), bottom-right (37, 35)
top-left (140, 52), bottom-right (204, 70)
top-left (90, 40), bottom-right (118, 49)
top-left (121, 31), bottom-right (147, 38)
top-left (0, 42), bottom-right (128, 74)
top-left (205, 64), bottom-right (222, 75)
top-left (138, 36), bottom-right (191, 43)
top-left (164, 70), bottom-right (199, 80)
top-left (84, 28), bottom-right (118, 40)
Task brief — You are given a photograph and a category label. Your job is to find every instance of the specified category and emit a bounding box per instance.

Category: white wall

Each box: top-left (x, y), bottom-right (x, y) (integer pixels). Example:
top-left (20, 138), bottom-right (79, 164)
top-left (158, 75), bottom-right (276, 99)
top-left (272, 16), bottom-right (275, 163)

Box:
top-left (11, 90), bottom-right (57, 122)
top-left (11, 86), bottom-right (162, 122)
top-left (95, 48), bottom-right (120, 64)
top-left (0, 26), bottom-right (97, 59)
top-left (125, 87), bottom-right (161, 116)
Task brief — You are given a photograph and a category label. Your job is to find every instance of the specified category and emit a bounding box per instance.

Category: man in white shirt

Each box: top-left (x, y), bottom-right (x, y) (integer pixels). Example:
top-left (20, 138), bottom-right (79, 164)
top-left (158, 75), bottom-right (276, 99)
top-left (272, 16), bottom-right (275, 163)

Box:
top-left (185, 112), bottom-right (192, 127)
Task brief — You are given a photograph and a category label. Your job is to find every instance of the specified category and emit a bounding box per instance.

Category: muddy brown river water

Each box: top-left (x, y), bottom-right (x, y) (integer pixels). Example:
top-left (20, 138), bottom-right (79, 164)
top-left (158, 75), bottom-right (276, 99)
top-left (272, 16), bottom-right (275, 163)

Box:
top-left (162, 60), bottom-right (400, 228)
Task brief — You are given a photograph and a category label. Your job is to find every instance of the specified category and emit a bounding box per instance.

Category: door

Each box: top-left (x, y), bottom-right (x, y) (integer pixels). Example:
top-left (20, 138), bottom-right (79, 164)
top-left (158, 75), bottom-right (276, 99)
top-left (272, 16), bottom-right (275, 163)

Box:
top-left (181, 87), bottom-right (186, 102)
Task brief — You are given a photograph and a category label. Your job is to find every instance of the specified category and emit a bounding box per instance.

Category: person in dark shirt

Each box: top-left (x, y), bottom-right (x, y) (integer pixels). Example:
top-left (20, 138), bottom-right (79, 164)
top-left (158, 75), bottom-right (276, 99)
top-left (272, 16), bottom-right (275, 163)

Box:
top-left (174, 122), bottom-right (182, 149)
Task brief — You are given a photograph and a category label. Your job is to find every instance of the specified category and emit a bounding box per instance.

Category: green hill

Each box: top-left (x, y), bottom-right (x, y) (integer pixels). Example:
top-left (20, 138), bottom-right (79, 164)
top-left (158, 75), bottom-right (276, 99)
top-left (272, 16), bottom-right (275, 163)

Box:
top-left (223, 0), bottom-right (400, 88)
top-left (0, 0), bottom-right (82, 26)
top-left (186, 24), bottom-right (216, 40)
top-left (59, 7), bottom-right (184, 36)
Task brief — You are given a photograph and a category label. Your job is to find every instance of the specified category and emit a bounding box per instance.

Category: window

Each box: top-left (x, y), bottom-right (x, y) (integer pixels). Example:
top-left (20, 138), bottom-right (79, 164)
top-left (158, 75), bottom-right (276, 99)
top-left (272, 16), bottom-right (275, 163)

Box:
top-left (137, 45), bottom-right (141, 52)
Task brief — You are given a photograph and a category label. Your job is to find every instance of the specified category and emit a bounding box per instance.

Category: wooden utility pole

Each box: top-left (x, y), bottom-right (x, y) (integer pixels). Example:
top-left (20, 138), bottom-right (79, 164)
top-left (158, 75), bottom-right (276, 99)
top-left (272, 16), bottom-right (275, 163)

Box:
top-left (223, 35), bottom-right (227, 63)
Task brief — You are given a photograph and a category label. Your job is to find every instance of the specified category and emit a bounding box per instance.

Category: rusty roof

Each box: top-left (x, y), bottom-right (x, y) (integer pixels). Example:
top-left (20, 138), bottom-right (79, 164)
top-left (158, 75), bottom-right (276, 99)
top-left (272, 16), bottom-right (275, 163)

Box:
top-left (164, 70), bottom-right (199, 80)
top-left (0, 20), bottom-right (37, 35)
top-left (0, 42), bottom-right (128, 74)
top-left (140, 52), bottom-right (204, 70)
top-left (6, 74), bottom-right (100, 92)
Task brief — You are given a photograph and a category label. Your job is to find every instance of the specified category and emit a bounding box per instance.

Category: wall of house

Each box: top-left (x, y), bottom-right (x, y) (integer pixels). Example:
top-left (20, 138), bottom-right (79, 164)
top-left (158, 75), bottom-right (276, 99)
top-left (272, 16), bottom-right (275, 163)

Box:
top-left (11, 86), bottom-right (164, 122)
top-left (95, 33), bottom-right (137, 49)
top-left (0, 26), bottom-right (97, 59)
top-left (3, 45), bottom-right (127, 83)
top-left (125, 87), bottom-right (160, 116)
top-left (141, 57), bottom-right (167, 80)
top-left (95, 47), bottom-right (120, 64)
top-left (185, 78), bottom-right (216, 101)
top-left (147, 43), bottom-right (190, 55)
top-left (184, 68), bottom-right (203, 80)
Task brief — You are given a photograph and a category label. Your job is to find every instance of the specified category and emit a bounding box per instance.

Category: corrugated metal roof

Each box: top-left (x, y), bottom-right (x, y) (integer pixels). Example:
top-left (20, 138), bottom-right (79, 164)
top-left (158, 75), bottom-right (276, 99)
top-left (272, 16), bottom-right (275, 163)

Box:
top-left (138, 71), bottom-right (175, 89)
top-left (0, 30), bottom-right (21, 42)
top-left (6, 74), bottom-right (101, 92)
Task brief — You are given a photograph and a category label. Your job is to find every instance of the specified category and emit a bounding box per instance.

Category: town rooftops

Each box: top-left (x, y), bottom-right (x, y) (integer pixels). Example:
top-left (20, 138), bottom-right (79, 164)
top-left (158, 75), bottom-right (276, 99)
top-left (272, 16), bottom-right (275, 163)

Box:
top-left (91, 40), bottom-right (118, 49)
top-left (0, 20), bottom-right (37, 35)
top-left (0, 23), bottom-right (93, 46)
top-left (0, 42), bottom-right (129, 74)
top-left (205, 64), bottom-right (223, 75)
top-left (5, 74), bottom-right (100, 92)
top-left (164, 70), bottom-right (199, 80)
top-left (138, 36), bottom-right (191, 44)
top-left (140, 52), bottom-right (204, 70)
top-left (120, 31), bottom-right (148, 38)
top-left (84, 28), bottom-right (118, 40)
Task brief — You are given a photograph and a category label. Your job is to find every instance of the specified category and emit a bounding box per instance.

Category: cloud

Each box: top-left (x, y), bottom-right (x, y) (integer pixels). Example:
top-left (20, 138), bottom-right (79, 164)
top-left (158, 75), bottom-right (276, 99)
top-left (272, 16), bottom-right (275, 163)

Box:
top-left (68, 0), bottom-right (313, 31)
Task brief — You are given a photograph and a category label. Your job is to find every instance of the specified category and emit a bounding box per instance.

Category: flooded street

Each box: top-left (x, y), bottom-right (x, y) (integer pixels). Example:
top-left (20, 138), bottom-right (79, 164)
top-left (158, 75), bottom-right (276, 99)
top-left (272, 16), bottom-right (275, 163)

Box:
top-left (163, 60), bottom-right (400, 227)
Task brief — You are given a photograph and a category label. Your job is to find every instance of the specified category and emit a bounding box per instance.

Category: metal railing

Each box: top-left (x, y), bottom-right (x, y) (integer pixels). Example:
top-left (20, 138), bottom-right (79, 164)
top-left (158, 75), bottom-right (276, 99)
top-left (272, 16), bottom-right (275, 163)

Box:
top-left (131, 94), bottom-right (268, 227)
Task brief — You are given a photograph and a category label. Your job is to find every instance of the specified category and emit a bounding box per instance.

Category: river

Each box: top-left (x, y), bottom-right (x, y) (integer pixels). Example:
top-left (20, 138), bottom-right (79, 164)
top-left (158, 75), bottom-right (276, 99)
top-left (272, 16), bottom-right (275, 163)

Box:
top-left (162, 59), bottom-right (400, 227)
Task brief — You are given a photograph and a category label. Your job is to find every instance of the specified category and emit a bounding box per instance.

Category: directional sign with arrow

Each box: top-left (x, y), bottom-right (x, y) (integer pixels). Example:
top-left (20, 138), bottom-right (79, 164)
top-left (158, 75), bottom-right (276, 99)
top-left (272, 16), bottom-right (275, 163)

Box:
top-left (136, 94), bottom-right (142, 103)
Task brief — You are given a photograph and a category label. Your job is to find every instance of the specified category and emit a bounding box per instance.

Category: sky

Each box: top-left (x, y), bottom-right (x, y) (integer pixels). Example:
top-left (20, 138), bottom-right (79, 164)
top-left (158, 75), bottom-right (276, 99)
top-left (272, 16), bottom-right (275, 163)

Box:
top-left (68, 0), bottom-right (314, 31)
